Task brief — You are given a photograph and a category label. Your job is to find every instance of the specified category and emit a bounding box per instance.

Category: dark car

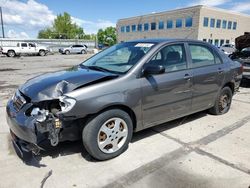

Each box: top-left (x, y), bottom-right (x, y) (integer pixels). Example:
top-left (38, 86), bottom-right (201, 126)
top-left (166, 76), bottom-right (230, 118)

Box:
top-left (6, 39), bottom-right (242, 160)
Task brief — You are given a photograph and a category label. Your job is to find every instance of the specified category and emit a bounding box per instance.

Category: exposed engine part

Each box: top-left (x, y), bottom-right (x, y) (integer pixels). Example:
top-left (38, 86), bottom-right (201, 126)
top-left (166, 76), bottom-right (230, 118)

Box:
top-left (31, 107), bottom-right (49, 122)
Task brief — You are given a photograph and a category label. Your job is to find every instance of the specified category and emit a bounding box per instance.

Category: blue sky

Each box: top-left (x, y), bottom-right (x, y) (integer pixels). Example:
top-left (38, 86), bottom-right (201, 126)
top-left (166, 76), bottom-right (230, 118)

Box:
top-left (0, 0), bottom-right (250, 38)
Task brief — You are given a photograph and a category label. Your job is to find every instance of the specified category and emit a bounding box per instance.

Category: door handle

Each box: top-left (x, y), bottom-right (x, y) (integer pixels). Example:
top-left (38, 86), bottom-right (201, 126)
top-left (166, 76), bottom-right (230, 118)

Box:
top-left (184, 74), bottom-right (192, 80)
top-left (218, 68), bottom-right (224, 74)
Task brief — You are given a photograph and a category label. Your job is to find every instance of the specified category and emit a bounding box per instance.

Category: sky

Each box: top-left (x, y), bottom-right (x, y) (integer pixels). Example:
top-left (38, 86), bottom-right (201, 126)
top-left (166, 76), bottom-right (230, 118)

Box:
top-left (0, 0), bottom-right (250, 38)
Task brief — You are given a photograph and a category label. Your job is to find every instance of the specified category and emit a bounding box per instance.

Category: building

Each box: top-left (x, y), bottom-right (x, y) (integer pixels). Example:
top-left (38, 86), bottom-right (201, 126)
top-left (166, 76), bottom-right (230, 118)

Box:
top-left (117, 5), bottom-right (250, 46)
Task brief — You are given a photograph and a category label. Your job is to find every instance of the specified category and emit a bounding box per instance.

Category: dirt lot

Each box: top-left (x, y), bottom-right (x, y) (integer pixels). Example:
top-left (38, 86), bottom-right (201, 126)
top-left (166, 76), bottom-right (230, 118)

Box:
top-left (0, 54), bottom-right (250, 188)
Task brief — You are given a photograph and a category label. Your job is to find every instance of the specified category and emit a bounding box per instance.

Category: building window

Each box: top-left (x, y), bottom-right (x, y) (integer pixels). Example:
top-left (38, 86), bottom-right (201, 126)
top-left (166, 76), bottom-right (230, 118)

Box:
top-left (226, 39), bottom-right (230, 43)
top-left (216, 19), bottom-right (221, 28)
top-left (144, 23), bottom-right (149, 31)
top-left (222, 20), bottom-right (227, 29)
top-left (158, 21), bottom-right (164, 29)
top-left (208, 39), bottom-right (213, 44)
top-left (132, 25), bottom-right (136, 32)
top-left (167, 20), bottom-right (173, 29)
top-left (138, 24), bottom-right (142, 32)
top-left (228, 21), bottom-right (232, 29)
top-left (220, 39), bottom-right (224, 46)
top-left (176, 19), bottom-right (182, 28)
top-left (126, 25), bottom-right (130, 32)
top-left (203, 17), bottom-right (209, 27)
top-left (214, 39), bottom-right (219, 46)
top-left (121, 26), bottom-right (125, 33)
top-left (151, 22), bottom-right (156, 30)
top-left (185, 17), bottom-right (193, 27)
top-left (203, 39), bottom-right (207, 42)
top-left (210, 18), bottom-right (215, 28)
top-left (233, 22), bottom-right (237, 30)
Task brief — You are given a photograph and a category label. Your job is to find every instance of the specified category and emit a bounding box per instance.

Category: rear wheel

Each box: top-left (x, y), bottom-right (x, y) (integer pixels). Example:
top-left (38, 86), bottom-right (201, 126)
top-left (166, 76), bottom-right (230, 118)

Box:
top-left (7, 50), bottom-right (15, 57)
top-left (82, 109), bottom-right (133, 160)
top-left (209, 87), bottom-right (232, 115)
top-left (81, 49), bottom-right (87, 54)
top-left (39, 50), bottom-right (45, 56)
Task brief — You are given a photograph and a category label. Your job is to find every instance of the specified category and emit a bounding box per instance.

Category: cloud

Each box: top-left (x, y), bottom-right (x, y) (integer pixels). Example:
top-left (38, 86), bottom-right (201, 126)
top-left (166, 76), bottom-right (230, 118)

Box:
top-left (230, 2), bottom-right (250, 13)
top-left (188, 0), bottom-right (231, 7)
top-left (71, 17), bottom-right (116, 34)
top-left (7, 29), bottom-right (29, 38)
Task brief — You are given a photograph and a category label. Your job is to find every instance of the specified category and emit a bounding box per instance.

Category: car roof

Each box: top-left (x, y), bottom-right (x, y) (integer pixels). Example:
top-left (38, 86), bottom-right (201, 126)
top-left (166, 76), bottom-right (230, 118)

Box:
top-left (127, 38), bottom-right (207, 44)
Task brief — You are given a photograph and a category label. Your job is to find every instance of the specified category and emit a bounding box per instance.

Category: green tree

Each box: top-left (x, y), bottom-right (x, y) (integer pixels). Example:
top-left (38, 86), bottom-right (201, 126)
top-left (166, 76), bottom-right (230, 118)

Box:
top-left (38, 12), bottom-right (85, 39)
top-left (97, 27), bottom-right (117, 46)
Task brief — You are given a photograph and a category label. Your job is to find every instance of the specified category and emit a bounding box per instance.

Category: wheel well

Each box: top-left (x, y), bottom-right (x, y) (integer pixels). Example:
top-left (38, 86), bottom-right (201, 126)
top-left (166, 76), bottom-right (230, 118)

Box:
top-left (99, 105), bottom-right (137, 130)
top-left (8, 50), bottom-right (15, 53)
top-left (223, 82), bottom-right (235, 94)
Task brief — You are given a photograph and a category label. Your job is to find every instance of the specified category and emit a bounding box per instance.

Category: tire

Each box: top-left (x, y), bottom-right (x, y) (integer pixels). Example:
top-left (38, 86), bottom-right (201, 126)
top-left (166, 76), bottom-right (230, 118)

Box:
top-left (82, 109), bottom-right (133, 160)
top-left (39, 50), bottom-right (45, 56)
top-left (81, 50), bottom-right (87, 54)
top-left (7, 50), bottom-right (15, 57)
top-left (65, 50), bottom-right (70, 55)
top-left (209, 86), bottom-right (233, 115)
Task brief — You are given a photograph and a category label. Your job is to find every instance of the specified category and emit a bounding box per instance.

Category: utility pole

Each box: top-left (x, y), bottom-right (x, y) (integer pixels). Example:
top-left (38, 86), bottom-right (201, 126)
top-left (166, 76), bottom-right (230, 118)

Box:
top-left (0, 6), bottom-right (5, 38)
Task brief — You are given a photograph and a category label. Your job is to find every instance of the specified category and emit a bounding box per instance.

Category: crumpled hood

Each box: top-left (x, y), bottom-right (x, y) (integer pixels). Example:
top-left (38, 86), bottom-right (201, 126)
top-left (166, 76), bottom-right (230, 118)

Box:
top-left (19, 66), bottom-right (117, 102)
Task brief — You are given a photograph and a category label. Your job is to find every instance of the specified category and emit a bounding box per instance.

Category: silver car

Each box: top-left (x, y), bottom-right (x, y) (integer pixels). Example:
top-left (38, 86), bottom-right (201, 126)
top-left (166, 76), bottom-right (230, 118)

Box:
top-left (59, 44), bottom-right (87, 55)
top-left (6, 39), bottom-right (242, 160)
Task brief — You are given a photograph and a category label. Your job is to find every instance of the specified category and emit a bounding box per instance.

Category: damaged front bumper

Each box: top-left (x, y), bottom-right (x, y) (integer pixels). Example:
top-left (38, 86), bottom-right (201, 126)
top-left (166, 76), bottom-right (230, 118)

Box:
top-left (6, 99), bottom-right (62, 155)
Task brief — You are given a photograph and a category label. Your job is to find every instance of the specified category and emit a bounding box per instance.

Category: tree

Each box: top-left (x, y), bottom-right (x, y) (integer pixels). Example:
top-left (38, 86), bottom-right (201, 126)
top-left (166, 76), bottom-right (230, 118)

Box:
top-left (38, 12), bottom-right (85, 39)
top-left (97, 27), bottom-right (117, 46)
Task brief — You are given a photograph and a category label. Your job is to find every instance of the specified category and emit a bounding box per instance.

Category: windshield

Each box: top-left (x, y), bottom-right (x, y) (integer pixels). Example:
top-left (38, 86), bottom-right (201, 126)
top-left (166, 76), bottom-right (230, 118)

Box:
top-left (82, 42), bottom-right (156, 74)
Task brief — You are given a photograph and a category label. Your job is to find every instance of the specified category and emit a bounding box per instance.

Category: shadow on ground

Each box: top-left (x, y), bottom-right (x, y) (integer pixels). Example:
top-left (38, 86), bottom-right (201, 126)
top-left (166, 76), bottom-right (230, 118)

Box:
top-left (17, 111), bottom-right (208, 167)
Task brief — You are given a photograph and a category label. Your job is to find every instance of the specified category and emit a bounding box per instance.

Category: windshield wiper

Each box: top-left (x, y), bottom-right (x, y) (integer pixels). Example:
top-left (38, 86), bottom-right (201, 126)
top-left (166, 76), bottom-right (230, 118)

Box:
top-left (86, 65), bottom-right (111, 73)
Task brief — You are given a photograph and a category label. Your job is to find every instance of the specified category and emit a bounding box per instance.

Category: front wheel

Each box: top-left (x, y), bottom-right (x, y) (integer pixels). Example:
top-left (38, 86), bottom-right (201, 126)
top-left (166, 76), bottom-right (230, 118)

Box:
top-left (39, 50), bottom-right (46, 56)
top-left (209, 87), bottom-right (233, 115)
top-left (82, 109), bottom-right (133, 160)
top-left (7, 50), bottom-right (15, 57)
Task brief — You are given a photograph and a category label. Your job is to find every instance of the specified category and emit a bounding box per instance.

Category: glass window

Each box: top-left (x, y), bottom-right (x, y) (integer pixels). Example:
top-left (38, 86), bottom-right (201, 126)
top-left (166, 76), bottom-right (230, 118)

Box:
top-left (216, 19), bottom-right (221, 28)
top-left (214, 39), bottom-right (219, 47)
top-left (189, 44), bottom-right (215, 68)
top-left (228, 21), bottom-right (232, 29)
top-left (167, 20), bottom-right (173, 29)
top-left (185, 17), bottom-right (192, 27)
top-left (210, 18), bottom-right (215, 28)
top-left (209, 39), bottom-right (213, 44)
top-left (220, 39), bottom-right (224, 46)
top-left (21, 43), bottom-right (27, 47)
top-left (138, 24), bottom-right (142, 32)
top-left (83, 42), bottom-right (156, 74)
top-left (144, 23), bottom-right (149, 31)
top-left (148, 44), bottom-right (187, 72)
top-left (226, 39), bottom-right (230, 44)
top-left (203, 17), bottom-right (209, 27)
top-left (158, 21), bottom-right (164, 29)
top-left (222, 20), bottom-right (227, 29)
top-left (215, 53), bottom-right (222, 64)
top-left (121, 26), bottom-right (125, 33)
top-left (132, 25), bottom-right (136, 32)
top-left (176, 19), bottom-right (182, 28)
top-left (126, 25), bottom-right (130, 32)
top-left (203, 39), bottom-right (207, 42)
top-left (151, 22), bottom-right (156, 30)
top-left (28, 43), bottom-right (36, 47)
top-left (233, 22), bottom-right (237, 30)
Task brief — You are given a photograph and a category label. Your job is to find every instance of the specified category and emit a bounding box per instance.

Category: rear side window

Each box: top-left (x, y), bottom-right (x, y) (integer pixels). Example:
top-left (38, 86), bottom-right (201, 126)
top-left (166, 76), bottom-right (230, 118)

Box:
top-left (189, 44), bottom-right (215, 68)
top-left (21, 43), bottom-right (27, 47)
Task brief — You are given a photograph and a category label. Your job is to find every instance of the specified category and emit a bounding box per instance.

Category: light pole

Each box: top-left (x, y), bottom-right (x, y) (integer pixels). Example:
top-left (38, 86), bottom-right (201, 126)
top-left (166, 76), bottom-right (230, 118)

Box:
top-left (0, 6), bottom-right (4, 38)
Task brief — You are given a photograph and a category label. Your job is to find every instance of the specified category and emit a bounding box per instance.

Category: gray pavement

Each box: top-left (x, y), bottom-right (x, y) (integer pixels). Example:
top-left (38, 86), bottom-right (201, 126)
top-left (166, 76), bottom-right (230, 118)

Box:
top-left (0, 54), bottom-right (250, 188)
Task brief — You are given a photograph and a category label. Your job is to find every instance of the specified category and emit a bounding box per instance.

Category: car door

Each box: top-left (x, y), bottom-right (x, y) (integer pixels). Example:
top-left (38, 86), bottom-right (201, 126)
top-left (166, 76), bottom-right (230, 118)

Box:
top-left (27, 43), bottom-right (36, 54)
top-left (187, 43), bottom-right (226, 111)
top-left (20, 43), bottom-right (29, 53)
top-left (72, 45), bottom-right (79, 53)
top-left (141, 43), bottom-right (193, 127)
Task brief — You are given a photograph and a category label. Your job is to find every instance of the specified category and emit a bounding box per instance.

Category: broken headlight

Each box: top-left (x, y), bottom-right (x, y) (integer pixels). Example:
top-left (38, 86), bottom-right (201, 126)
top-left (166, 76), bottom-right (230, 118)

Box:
top-left (31, 107), bottom-right (49, 122)
top-left (59, 96), bottom-right (76, 113)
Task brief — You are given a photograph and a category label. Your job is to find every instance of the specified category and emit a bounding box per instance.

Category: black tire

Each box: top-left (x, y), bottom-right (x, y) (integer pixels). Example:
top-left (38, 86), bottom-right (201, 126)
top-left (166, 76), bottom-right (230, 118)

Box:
top-left (209, 86), bottom-right (232, 115)
top-left (7, 50), bottom-right (15, 57)
top-left (65, 50), bottom-right (70, 55)
top-left (81, 49), bottom-right (87, 54)
top-left (82, 109), bottom-right (133, 160)
top-left (39, 50), bottom-right (45, 56)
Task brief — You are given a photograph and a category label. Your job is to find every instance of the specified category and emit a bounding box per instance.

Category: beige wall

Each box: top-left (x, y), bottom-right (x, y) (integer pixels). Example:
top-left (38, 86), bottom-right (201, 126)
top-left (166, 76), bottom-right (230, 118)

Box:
top-left (117, 6), bottom-right (201, 42)
top-left (117, 5), bottom-right (250, 45)
top-left (198, 6), bottom-right (250, 45)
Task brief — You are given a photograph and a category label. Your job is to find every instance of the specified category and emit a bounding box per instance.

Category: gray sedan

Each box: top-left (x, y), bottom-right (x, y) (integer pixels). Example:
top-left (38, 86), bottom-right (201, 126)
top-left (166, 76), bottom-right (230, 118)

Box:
top-left (6, 39), bottom-right (242, 160)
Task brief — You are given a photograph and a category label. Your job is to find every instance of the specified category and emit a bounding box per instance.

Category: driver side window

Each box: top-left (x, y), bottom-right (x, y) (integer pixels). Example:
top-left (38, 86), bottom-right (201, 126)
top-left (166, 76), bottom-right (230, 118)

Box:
top-left (148, 44), bottom-right (187, 72)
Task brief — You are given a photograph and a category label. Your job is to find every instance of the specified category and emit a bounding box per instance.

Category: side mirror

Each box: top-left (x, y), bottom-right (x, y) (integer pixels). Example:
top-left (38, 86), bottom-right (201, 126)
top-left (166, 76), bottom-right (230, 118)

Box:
top-left (143, 64), bottom-right (165, 75)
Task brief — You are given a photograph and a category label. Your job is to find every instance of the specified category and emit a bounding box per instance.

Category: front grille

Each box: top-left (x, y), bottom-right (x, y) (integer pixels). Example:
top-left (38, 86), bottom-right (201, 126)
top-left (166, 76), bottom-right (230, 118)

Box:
top-left (13, 90), bottom-right (27, 111)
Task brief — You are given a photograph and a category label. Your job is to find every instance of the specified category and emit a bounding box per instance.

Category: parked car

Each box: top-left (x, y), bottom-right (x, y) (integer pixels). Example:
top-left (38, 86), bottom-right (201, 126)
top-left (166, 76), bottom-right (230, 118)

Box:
top-left (6, 39), bottom-right (242, 160)
top-left (229, 33), bottom-right (250, 80)
top-left (219, 43), bottom-right (236, 55)
top-left (0, 42), bottom-right (48, 57)
top-left (59, 44), bottom-right (87, 55)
